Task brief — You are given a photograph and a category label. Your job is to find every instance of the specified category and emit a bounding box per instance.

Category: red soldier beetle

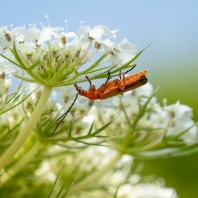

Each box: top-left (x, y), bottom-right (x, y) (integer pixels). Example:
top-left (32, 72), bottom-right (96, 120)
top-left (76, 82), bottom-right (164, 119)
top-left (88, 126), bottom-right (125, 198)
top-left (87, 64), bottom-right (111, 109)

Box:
top-left (52, 66), bottom-right (148, 134)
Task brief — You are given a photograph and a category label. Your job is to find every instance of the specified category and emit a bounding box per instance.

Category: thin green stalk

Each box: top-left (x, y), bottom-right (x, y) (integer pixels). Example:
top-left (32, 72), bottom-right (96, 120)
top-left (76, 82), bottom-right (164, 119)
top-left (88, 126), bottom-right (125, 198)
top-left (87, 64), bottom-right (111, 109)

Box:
top-left (1, 141), bottom-right (42, 184)
top-left (66, 152), bottom-right (122, 196)
top-left (122, 89), bottom-right (159, 148)
top-left (0, 86), bottom-right (52, 169)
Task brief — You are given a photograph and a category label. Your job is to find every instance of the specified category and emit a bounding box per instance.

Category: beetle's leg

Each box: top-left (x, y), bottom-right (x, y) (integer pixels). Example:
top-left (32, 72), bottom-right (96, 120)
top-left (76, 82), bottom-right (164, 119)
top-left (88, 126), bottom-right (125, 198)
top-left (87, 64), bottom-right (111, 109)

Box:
top-left (119, 70), bottom-right (122, 80)
top-left (51, 93), bottom-right (79, 135)
top-left (118, 70), bottom-right (124, 93)
top-left (86, 76), bottom-right (97, 92)
top-left (86, 76), bottom-right (92, 88)
top-left (123, 64), bottom-right (137, 76)
top-left (105, 71), bottom-right (111, 84)
top-left (100, 72), bottom-right (111, 92)
top-left (121, 64), bottom-right (137, 90)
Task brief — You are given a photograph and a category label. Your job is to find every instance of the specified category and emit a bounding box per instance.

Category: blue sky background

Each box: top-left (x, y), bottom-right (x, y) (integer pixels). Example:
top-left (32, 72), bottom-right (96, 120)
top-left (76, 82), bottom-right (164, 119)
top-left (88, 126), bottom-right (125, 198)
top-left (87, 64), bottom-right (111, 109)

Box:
top-left (1, 0), bottom-right (198, 110)
top-left (1, 1), bottom-right (198, 197)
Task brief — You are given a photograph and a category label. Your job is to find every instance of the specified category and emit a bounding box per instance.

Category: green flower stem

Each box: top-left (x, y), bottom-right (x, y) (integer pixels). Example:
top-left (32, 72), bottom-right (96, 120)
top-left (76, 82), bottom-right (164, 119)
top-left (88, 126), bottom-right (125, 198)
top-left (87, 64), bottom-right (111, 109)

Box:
top-left (0, 86), bottom-right (52, 169)
top-left (122, 89), bottom-right (158, 149)
top-left (1, 141), bottom-right (42, 184)
top-left (67, 152), bottom-right (122, 196)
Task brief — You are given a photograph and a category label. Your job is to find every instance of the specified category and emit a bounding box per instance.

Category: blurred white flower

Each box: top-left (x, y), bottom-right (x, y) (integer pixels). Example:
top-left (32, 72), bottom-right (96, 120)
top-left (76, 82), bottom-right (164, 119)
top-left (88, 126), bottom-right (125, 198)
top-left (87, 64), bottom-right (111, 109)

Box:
top-left (164, 101), bottom-right (198, 144)
top-left (0, 56), bottom-right (18, 74)
top-left (117, 183), bottom-right (178, 198)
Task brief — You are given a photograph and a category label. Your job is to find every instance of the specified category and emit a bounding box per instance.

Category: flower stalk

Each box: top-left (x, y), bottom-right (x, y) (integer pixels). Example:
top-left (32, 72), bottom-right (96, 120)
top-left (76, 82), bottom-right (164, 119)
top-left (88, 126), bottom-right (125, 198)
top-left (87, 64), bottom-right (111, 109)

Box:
top-left (0, 86), bottom-right (52, 169)
top-left (67, 152), bottom-right (122, 196)
top-left (1, 141), bottom-right (42, 184)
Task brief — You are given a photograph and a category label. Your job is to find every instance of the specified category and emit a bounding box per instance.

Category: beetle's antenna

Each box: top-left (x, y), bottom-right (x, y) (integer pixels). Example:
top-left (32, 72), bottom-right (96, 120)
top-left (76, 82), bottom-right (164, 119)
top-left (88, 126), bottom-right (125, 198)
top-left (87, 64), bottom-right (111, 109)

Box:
top-left (51, 93), bottom-right (79, 135)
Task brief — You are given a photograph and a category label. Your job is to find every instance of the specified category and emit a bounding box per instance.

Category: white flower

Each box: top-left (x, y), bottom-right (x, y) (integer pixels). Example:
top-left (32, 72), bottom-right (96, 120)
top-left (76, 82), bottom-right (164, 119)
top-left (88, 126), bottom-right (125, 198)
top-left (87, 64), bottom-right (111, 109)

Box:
top-left (95, 25), bottom-right (118, 38)
top-left (117, 183), bottom-right (178, 198)
top-left (37, 26), bottom-right (63, 45)
top-left (102, 39), bottom-right (138, 67)
top-left (164, 101), bottom-right (193, 121)
top-left (15, 42), bottom-right (35, 55)
top-left (78, 25), bottom-right (118, 41)
top-left (24, 26), bottom-right (41, 41)
top-left (77, 25), bottom-right (90, 38)
top-left (89, 27), bottom-right (104, 40)
top-left (0, 26), bottom-right (26, 49)
top-left (115, 39), bottom-right (137, 64)
top-left (149, 106), bottom-right (170, 128)
top-left (0, 26), bottom-right (12, 48)
top-left (80, 146), bottom-right (117, 169)
top-left (101, 39), bottom-right (117, 51)
top-left (164, 101), bottom-right (198, 144)
top-left (56, 31), bottom-right (77, 45)
top-left (46, 100), bottom-right (58, 112)
top-left (11, 26), bottom-right (26, 36)
top-left (0, 56), bottom-right (18, 74)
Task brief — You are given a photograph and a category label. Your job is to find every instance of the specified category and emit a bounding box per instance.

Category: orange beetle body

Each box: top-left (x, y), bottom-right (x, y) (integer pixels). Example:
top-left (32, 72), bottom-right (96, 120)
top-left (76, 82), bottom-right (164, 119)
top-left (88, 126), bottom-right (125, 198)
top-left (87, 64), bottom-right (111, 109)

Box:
top-left (74, 70), bottom-right (148, 100)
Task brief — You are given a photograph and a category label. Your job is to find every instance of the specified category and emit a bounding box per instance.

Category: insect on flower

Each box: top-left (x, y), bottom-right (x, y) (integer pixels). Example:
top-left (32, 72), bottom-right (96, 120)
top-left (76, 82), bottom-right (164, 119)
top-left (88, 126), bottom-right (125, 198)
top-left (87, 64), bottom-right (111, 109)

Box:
top-left (52, 66), bottom-right (148, 134)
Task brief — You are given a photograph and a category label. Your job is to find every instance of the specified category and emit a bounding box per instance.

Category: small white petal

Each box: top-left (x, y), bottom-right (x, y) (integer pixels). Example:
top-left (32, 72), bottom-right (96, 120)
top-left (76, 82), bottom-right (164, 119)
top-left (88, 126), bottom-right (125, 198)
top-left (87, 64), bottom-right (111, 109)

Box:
top-left (89, 28), bottom-right (104, 40)
top-left (118, 39), bottom-right (138, 52)
top-left (25, 27), bottom-right (41, 40)
top-left (96, 25), bottom-right (118, 38)
top-left (65, 32), bottom-right (76, 38)
top-left (102, 39), bottom-right (117, 50)
top-left (37, 28), bottom-right (52, 45)
top-left (77, 26), bottom-right (91, 37)
top-left (11, 27), bottom-right (26, 35)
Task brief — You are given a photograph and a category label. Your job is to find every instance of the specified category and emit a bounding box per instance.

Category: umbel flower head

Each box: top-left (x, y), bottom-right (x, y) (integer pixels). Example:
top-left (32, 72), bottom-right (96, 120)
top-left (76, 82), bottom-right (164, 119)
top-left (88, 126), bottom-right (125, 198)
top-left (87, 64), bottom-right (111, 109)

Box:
top-left (0, 19), bottom-right (145, 87)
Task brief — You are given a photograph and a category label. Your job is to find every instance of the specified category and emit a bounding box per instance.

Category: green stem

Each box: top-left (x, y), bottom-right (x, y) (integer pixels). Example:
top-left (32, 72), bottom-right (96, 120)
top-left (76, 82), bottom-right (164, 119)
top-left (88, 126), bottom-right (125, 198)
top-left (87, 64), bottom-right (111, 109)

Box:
top-left (13, 73), bottom-right (36, 83)
top-left (66, 152), bottom-right (122, 196)
top-left (1, 141), bottom-right (42, 184)
top-left (0, 86), bottom-right (52, 169)
top-left (122, 90), bottom-right (158, 148)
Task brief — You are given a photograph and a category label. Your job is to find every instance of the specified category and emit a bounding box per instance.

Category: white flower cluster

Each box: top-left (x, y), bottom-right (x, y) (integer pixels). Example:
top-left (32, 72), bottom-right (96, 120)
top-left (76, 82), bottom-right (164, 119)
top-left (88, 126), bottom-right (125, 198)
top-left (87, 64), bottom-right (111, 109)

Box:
top-left (0, 20), bottom-right (138, 87)
top-left (117, 183), bottom-right (178, 198)
top-left (81, 81), bottom-right (197, 155)
top-left (34, 144), bottom-right (179, 198)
